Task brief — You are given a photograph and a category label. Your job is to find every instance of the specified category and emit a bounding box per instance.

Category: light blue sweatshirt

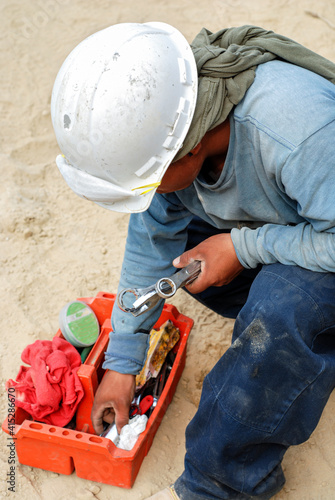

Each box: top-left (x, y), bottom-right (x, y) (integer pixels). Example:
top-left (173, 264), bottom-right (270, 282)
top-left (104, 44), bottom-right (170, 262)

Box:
top-left (103, 60), bottom-right (335, 375)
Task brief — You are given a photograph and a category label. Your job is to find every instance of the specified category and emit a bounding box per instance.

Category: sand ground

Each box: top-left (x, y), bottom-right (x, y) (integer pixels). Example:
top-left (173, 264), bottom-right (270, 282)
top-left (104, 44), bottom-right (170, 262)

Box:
top-left (1, 0), bottom-right (335, 498)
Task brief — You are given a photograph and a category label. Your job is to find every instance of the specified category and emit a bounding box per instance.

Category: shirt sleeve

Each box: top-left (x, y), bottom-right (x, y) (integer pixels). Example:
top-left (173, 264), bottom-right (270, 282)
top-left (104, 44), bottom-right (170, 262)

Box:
top-left (231, 119), bottom-right (335, 272)
top-left (103, 192), bottom-right (193, 374)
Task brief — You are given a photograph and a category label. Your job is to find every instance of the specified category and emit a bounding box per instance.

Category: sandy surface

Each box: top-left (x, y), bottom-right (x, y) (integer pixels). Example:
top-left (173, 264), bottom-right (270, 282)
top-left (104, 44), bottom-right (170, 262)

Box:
top-left (1, 0), bottom-right (335, 498)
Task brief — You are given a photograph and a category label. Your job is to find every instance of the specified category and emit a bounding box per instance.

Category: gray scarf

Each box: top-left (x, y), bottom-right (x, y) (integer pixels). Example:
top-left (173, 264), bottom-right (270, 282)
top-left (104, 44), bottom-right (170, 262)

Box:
top-left (175, 25), bottom-right (335, 161)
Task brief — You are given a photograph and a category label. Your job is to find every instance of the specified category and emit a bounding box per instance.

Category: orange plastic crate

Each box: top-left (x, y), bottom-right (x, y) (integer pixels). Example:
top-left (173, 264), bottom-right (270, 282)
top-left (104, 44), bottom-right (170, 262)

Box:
top-left (2, 292), bottom-right (193, 488)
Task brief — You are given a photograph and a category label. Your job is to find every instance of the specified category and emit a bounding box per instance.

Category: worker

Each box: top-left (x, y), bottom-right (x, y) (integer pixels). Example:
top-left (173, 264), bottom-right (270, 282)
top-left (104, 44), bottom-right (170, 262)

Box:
top-left (51, 22), bottom-right (335, 499)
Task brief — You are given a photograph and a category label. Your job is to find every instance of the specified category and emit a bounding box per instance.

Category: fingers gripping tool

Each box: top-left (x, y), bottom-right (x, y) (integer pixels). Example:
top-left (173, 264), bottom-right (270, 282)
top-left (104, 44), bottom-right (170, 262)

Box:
top-left (117, 261), bottom-right (201, 317)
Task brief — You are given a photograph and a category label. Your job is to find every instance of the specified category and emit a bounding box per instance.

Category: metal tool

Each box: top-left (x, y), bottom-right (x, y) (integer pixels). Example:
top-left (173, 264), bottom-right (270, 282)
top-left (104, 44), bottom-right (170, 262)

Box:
top-left (147, 352), bottom-right (175, 418)
top-left (117, 261), bottom-right (201, 317)
top-left (129, 395), bottom-right (154, 418)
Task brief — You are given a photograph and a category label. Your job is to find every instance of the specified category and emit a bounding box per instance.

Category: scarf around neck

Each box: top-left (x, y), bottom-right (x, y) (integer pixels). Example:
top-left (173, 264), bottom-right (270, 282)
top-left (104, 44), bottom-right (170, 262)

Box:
top-left (174, 25), bottom-right (335, 161)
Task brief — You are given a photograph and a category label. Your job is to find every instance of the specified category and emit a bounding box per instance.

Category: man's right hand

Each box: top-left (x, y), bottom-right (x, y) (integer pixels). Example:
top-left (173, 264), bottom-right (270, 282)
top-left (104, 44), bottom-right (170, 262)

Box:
top-left (91, 370), bottom-right (136, 435)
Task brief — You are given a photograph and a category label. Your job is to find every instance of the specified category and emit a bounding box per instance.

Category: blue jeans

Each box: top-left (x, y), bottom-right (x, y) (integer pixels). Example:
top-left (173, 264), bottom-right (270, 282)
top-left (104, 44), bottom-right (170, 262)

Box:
top-left (174, 220), bottom-right (335, 499)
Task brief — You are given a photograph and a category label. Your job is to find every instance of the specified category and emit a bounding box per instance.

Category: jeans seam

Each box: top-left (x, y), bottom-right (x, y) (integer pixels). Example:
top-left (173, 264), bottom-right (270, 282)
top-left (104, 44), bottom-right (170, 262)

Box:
top-left (269, 357), bottom-right (327, 435)
top-left (207, 375), bottom-right (273, 435)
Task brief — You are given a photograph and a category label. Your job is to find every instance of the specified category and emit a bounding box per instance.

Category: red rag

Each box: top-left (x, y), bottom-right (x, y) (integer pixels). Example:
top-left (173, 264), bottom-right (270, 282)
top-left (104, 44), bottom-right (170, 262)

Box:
top-left (6, 337), bottom-right (85, 427)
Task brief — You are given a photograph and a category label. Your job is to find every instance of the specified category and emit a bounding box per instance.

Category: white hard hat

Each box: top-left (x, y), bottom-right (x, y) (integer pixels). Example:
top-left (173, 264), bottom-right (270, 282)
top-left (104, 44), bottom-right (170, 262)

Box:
top-left (51, 22), bottom-right (197, 213)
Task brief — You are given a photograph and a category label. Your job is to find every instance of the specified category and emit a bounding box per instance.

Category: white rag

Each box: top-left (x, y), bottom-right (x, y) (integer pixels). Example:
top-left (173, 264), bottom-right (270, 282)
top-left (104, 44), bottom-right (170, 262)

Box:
top-left (104, 414), bottom-right (148, 451)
